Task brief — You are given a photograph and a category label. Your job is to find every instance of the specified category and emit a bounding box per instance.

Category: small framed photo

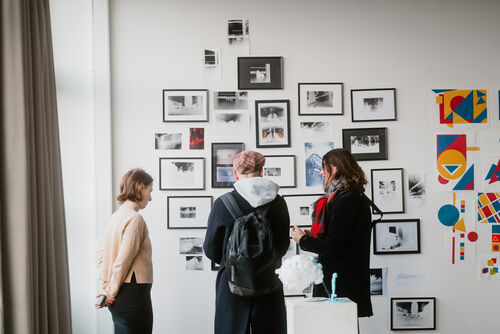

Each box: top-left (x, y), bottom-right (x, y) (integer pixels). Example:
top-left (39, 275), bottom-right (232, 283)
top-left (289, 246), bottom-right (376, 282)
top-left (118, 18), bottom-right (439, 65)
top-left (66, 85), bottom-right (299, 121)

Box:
top-left (370, 267), bottom-right (387, 296)
top-left (159, 157), bottom-right (205, 190)
top-left (282, 194), bottom-right (322, 227)
top-left (167, 196), bottom-right (213, 229)
top-left (263, 155), bottom-right (296, 188)
top-left (212, 142), bottom-right (245, 188)
top-left (373, 219), bottom-right (420, 255)
top-left (255, 100), bottom-right (291, 148)
top-left (371, 168), bottom-right (404, 214)
top-left (237, 57), bottom-right (283, 90)
top-left (391, 297), bottom-right (436, 330)
top-left (351, 88), bottom-right (396, 122)
top-left (342, 127), bottom-right (388, 161)
top-left (163, 89), bottom-right (209, 122)
top-left (298, 83), bottom-right (343, 115)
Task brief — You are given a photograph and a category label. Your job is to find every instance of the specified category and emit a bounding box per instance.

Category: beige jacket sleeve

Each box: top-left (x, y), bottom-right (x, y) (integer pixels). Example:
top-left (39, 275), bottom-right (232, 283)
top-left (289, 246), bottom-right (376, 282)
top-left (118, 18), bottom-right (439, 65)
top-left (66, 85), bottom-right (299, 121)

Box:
top-left (104, 216), bottom-right (146, 297)
top-left (97, 248), bottom-right (104, 279)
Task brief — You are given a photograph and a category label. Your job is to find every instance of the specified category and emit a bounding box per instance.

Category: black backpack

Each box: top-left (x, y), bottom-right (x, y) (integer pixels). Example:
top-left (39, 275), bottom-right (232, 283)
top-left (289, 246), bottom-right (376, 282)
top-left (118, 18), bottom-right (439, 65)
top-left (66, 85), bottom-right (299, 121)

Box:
top-left (220, 193), bottom-right (280, 297)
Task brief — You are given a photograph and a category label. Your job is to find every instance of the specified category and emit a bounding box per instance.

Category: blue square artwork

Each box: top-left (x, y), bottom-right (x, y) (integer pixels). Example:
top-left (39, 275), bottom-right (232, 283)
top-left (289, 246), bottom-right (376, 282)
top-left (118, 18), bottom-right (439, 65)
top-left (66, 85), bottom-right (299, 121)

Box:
top-left (305, 141), bottom-right (334, 187)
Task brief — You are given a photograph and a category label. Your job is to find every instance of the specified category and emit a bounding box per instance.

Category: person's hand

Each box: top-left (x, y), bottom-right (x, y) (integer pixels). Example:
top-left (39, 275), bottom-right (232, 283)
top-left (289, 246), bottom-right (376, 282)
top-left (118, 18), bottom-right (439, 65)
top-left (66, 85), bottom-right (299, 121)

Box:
top-left (94, 294), bottom-right (115, 309)
top-left (291, 225), bottom-right (306, 244)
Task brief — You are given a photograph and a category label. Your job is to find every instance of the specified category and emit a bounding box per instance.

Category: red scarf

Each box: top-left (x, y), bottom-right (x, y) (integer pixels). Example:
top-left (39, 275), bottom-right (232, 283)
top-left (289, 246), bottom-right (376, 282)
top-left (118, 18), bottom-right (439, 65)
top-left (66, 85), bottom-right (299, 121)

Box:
top-left (310, 189), bottom-right (340, 238)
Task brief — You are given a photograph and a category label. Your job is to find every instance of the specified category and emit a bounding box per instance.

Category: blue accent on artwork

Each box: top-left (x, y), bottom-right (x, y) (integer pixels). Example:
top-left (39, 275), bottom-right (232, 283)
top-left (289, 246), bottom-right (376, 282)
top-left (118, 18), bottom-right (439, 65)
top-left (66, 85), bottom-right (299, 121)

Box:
top-left (477, 90), bottom-right (486, 97)
top-left (453, 165), bottom-right (474, 190)
top-left (478, 212), bottom-right (481, 221)
top-left (452, 91), bottom-right (474, 121)
top-left (486, 164), bottom-right (496, 180)
top-left (438, 204), bottom-right (460, 226)
top-left (492, 200), bottom-right (500, 212)
top-left (444, 165), bottom-right (460, 174)
top-left (305, 153), bottom-right (323, 186)
top-left (489, 216), bottom-right (499, 223)
top-left (477, 97), bottom-right (486, 105)
top-left (437, 135), bottom-right (460, 155)
top-left (460, 256), bottom-right (464, 260)
top-left (474, 109), bottom-right (488, 123)
top-left (492, 225), bottom-right (500, 233)
top-left (432, 89), bottom-right (454, 93)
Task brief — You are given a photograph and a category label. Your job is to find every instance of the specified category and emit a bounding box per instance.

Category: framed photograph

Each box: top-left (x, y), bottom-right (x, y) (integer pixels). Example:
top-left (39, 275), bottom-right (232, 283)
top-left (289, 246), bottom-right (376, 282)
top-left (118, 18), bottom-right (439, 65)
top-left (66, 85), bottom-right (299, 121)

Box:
top-left (342, 128), bottom-right (388, 161)
top-left (255, 100), bottom-right (291, 148)
top-left (163, 89), bottom-right (209, 122)
top-left (373, 219), bottom-right (421, 255)
top-left (212, 142), bottom-right (245, 188)
top-left (282, 194), bottom-right (322, 227)
top-left (371, 168), bottom-right (405, 214)
top-left (351, 88), bottom-right (396, 122)
top-left (370, 267), bottom-right (387, 296)
top-left (167, 196), bottom-right (213, 229)
top-left (391, 297), bottom-right (436, 330)
top-left (238, 57), bottom-right (283, 90)
top-left (263, 155), bottom-right (296, 188)
top-left (298, 83), bottom-right (343, 115)
top-left (159, 157), bottom-right (205, 190)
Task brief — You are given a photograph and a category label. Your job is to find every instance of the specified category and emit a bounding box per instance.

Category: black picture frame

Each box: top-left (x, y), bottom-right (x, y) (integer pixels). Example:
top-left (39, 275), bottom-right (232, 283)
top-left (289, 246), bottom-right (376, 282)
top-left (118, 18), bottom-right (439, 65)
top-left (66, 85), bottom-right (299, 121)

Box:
top-left (159, 157), bottom-right (205, 190)
top-left (211, 142), bottom-right (245, 188)
top-left (263, 155), bottom-right (296, 188)
top-left (371, 168), bottom-right (405, 214)
top-left (162, 89), bottom-right (209, 122)
top-left (373, 219), bottom-right (421, 255)
top-left (298, 82), bottom-right (343, 115)
top-left (342, 127), bottom-right (388, 161)
top-left (351, 88), bottom-right (396, 122)
top-left (237, 57), bottom-right (283, 90)
top-left (255, 100), bottom-right (291, 148)
top-left (166, 196), bottom-right (213, 229)
top-left (391, 297), bottom-right (436, 330)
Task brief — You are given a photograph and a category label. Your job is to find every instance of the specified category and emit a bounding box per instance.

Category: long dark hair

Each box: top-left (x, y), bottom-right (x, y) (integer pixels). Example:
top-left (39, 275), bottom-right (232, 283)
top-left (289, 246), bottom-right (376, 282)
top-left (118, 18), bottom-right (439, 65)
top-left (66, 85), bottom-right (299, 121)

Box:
top-left (322, 148), bottom-right (367, 191)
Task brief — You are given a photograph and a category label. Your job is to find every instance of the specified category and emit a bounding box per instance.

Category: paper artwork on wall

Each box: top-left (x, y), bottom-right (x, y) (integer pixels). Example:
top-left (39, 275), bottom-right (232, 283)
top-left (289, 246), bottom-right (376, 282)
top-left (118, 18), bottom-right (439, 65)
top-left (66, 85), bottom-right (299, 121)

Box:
top-left (189, 128), bottom-right (204, 150)
top-left (186, 256), bottom-right (203, 270)
top-left (480, 255), bottom-right (500, 279)
top-left (477, 193), bottom-right (500, 223)
top-left (370, 267), bottom-right (387, 296)
top-left (491, 225), bottom-right (500, 253)
top-left (432, 89), bottom-right (487, 127)
top-left (155, 133), bottom-right (182, 150)
top-left (407, 173), bottom-right (426, 209)
top-left (299, 121), bottom-right (333, 141)
top-left (201, 48), bottom-right (221, 81)
top-left (215, 112), bottom-right (249, 139)
top-left (227, 19), bottom-right (249, 54)
top-left (213, 91), bottom-right (248, 111)
top-left (304, 141), bottom-right (334, 187)
top-left (481, 156), bottom-right (500, 191)
top-left (179, 237), bottom-right (203, 254)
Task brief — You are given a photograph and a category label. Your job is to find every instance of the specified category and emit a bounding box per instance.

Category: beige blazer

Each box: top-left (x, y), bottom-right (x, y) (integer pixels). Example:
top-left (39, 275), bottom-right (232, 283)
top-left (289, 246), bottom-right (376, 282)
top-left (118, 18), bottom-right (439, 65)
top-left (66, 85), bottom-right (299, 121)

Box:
top-left (98, 200), bottom-right (153, 298)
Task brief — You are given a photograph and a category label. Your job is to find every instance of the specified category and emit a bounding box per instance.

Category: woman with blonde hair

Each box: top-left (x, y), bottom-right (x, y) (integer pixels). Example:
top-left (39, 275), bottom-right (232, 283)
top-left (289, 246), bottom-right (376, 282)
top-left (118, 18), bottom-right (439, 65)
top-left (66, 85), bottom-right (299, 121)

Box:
top-left (96, 168), bottom-right (154, 333)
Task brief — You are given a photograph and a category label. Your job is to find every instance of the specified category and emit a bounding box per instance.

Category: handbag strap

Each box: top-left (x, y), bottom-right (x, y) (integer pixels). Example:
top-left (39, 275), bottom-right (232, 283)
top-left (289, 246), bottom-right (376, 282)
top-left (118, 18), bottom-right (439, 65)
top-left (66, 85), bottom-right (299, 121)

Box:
top-left (362, 193), bottom-right (384, 228)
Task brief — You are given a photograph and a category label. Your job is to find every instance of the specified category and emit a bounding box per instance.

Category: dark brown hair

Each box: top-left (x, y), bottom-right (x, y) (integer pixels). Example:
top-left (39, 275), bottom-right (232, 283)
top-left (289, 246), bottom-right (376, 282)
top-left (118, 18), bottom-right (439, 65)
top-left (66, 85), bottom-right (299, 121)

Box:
top-left (117, 168), bottom-right (153, 204)
top-left (322, 148), bottom-right (367, 191)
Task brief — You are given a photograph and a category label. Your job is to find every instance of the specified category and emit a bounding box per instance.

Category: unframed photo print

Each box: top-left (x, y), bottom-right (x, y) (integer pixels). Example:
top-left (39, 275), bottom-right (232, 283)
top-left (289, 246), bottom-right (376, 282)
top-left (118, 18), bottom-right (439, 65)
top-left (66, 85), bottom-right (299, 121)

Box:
top-left (189, 128), bottom-right (204, 150)
top-left (213, 91), bottom-right (248, 110)
top-left (155, 133), bottom-right (182, 150)
top-left (201, 48), bottom-right (221, 81)
top-left (185, 256), bottom-right (204, 270)
top-left (408, 173), bottom-right (426, 209)
top-left (299, 121), bottom-right (333, 141)
top-left (179, 237), bottom-right (203, 254)
top-left (304, 141), bottom-right (334, 187)
top-left (228, 19), bottom-right (249, 54)
top-left (215, 112), bottom-right (249, 138)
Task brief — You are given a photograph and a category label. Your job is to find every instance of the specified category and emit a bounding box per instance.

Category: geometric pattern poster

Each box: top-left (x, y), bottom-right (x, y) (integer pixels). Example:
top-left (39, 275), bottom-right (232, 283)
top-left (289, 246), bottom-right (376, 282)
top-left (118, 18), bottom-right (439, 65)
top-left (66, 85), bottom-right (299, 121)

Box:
top-left (477, 192), bottom-right (500, 224)
top-left (433, 89), bottom-right (487, 128)
top-left (481, 156), bottom-right (500, 191)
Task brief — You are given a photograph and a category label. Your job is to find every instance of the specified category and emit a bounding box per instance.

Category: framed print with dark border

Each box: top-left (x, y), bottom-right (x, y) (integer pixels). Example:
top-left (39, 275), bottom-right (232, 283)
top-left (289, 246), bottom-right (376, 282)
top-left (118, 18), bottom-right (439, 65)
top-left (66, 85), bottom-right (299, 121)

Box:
top-left (237, 57), bottom-right (283, 90)
top-left (351, 88), bottom-right (396, 122)
top-left (298, 82), bottom-right (343, 115)
top-left (391, 297), bottom-right (436, 330)
top-left (159, 157), bottom-right (205, 190)
top-left (373, 219), bottom-right (420, 255)
top-left (163, 89), bottom-right (209, 122)
top-left (212, 142), bottom-right (245, 188)
top-left (371, 168), bottom-right (404, 214)
top-left (255, 100), bottom-right (291, 148)
top-left (263, 155), bottom-right (296, 188)
top-left (167, 196), bottom-right (213, 229)
top-left (282, 194), bottom-right (322, 227)
top-left (342, 127), bottom-right (388, 161)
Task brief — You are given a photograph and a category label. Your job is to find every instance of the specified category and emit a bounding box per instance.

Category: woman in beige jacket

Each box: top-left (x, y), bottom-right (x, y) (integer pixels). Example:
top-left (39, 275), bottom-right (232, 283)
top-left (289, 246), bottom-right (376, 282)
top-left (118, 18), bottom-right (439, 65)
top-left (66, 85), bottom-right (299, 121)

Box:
top-left (96, 168), bottom-right (154, 333)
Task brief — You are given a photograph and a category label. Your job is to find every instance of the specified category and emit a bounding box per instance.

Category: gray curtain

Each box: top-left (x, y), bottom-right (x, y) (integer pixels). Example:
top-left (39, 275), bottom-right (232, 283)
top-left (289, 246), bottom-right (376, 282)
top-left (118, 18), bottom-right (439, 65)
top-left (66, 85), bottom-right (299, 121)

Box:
top-left (1, 0), bottom-right (72, 333)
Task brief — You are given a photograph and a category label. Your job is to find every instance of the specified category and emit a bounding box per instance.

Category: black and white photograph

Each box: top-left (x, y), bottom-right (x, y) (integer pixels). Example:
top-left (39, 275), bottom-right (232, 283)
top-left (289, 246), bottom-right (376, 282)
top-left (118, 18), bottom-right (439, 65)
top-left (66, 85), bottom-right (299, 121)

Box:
top-left (155, 133), bottom-right (182, 150)
top-left (163, 89), bottom-right (208, 122)
top-left (228, 19), bottom-right (249, 54)
top-left (342, 128), bottom-right (388, 161)
top-left (213, 91), bottom-right (248, 110)
top-left (408, 173), bottom-right (426, 209)
top-left (263, 155), bottom-right (296, 188)
top-left (298, 83), bottom-right (343, 115)
top-left (179, 237), bottom-right (203, 254)
top-left (283, 194), bottom-right (322, 227)
top-left (212, 142), bottom-right (244, 188)
top-left (371, 168), bottom-right (405, 214)
top-left (351, 88), bottom-right (396, 122)
top-left (159, 157), bottom-right (205, 190)
top-left (299, 121), bottom-right (333, 141)
top-left (167, 196), bottom-right (213, 229)
top-left (255, 100), bottom-right (290, 148)
top-left (370, 267), bottom-right (387, 296)
top-left (373, 219), bottom-right (420, 255)
top-left (202, 48), bottom-right (221, 81)
top-left (214, 112), bottom-right (249, 139)
top-left (391, 297), bottom-right (436, 330)
top-left (185, 256), bottom-right (204, 271)
top-left (305, 141), bottom-right (334, 187)
top-left (238, 57), bottom-right (283, 90)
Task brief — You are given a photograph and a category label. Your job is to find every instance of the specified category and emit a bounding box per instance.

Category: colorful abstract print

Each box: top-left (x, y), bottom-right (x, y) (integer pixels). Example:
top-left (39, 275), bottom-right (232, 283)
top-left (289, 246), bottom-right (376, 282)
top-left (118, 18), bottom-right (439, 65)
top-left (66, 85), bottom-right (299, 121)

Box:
top-left (436, 134), bottom-right (474, 190)
top-left (477, 192), bottom-right (500, 223)
top-left (433, 89), bottom-right (487, 126)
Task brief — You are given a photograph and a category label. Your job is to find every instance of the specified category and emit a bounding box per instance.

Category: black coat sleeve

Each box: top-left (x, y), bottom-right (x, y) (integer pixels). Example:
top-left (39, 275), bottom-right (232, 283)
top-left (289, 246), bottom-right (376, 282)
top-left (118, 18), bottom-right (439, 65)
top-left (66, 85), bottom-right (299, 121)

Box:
top-left (203, 198), bottom-right (227, 264)
top-left (272, 195), bottom-right (291, 258)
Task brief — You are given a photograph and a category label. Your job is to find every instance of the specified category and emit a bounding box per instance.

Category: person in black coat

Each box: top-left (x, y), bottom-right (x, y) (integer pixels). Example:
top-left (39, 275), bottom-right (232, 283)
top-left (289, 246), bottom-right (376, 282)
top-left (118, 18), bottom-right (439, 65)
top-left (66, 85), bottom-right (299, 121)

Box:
top-left (291, 148), bottom-right (373, 318)
top-left (204, 150), bottom-right (290, 334)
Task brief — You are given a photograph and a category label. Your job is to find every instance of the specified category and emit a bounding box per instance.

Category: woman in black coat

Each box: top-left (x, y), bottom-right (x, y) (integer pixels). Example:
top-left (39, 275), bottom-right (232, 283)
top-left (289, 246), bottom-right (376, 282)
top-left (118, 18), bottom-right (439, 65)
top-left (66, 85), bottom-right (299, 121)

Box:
top-left (291, 148), bottom-right (373, 318)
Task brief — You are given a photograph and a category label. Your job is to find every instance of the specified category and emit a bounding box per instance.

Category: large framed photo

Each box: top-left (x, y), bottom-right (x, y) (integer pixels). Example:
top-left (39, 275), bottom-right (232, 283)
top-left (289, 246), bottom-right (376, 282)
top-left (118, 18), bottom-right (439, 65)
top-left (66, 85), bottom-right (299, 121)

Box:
top-left (371, 168), bottom-right (404, 214)
top-left (163, 89), bottom-right (209, 122)
top-left (298, 82), bottom-right (343, 115)
top-left (263, 155), bottom-right (296, 188)
top-left (238, 57), bottom-right (283, 90)
top-left (255, 100), bottom-right (291, 148)
top-left (212, 142), bottom-right (245, 188)
top-left (351, 88), bottom-right (396, 122)
top-left (159, 158), bottom-right (205, 190)
top-left (391, 297), bottom-right (436, 330)
top-left (282, 194), bottom-right (322, 227)
top-left (373, 219), bottom-right (420, 255)
top-left (342, 127), bottom-right (388, 161)
top-left (167, 196), bottom-right (213, 229)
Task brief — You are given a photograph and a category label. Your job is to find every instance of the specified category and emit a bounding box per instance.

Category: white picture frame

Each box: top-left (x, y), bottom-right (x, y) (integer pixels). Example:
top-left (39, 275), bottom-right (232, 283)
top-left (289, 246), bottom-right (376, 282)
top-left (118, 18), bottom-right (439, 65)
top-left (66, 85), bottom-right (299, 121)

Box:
top-left (351, 88), bottom-right (396, 122)
top-left (263, 155), bottom-right (296, 188)
top-left (282, 194), bottom-right (321, 227)
top-left (298, 82), bottom-right (343, 115)
top-left (371, 168), bottom-right (405, 214)
top-left (167, 196), bottom-right (213, 229)
top-left (159, 157), bottom-right (205, 190)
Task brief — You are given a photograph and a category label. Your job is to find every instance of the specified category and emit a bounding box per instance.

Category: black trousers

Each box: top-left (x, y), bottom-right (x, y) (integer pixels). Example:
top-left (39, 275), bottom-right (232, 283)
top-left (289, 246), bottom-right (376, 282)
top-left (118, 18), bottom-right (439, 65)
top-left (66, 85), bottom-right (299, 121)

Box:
top-left (109, 273), bottom-right (153, 334)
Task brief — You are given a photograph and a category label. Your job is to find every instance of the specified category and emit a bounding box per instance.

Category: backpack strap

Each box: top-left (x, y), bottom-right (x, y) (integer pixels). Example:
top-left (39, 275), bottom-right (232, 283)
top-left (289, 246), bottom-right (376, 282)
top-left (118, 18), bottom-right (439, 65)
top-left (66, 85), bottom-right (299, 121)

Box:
top-left (362, 193), bottom-right (383, 228)
top-left (256, 202), bottom-right (272, 218)
top-left (221, 193), bottom-right (244, 219)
